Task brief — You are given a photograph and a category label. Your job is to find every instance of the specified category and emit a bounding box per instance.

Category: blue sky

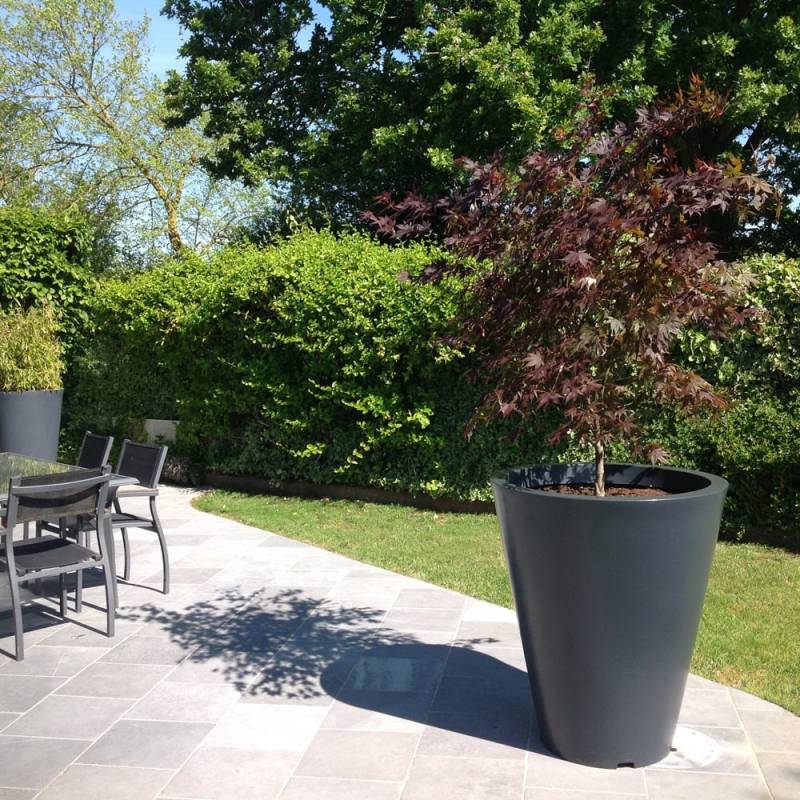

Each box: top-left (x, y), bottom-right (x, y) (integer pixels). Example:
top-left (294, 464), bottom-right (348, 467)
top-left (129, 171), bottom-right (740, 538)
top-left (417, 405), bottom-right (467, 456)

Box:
top-left (115, 1), bottom-right (332, 76)
top-left (116, 0), bottom-right (185, 75)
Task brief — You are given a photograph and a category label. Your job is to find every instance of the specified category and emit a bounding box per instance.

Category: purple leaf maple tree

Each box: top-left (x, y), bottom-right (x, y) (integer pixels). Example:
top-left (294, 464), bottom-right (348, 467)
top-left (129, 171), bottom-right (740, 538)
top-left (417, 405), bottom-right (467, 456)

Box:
top-left (365, 79), bottom-right (776, 495)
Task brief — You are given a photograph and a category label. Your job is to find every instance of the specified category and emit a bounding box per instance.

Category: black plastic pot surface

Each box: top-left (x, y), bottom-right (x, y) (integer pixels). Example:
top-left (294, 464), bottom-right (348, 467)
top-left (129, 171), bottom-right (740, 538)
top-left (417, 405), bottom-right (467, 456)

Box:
top-left (492, 463), bottom-right (727, 769)
top-left (0, 390), bottom-right (63, 461)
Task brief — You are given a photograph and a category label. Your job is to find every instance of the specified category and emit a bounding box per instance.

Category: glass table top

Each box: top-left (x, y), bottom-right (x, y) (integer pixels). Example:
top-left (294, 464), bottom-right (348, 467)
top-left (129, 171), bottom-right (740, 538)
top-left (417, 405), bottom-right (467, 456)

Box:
top-left (0, 452), bottom-right (137, 501)
top-left (0, 451), bottom-right (85, 486)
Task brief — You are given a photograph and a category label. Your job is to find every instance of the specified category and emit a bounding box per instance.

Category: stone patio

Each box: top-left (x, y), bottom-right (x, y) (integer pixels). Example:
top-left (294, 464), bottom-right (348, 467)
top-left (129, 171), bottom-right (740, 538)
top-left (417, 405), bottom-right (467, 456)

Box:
top-left (1, 485), bottom-right (798, 799)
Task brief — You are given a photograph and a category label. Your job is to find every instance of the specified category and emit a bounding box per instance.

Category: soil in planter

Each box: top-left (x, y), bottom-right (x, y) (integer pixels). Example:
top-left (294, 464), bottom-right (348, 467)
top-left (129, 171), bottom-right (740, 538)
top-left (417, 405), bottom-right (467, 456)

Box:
top-left (540, 484), bottom-right (671, 497)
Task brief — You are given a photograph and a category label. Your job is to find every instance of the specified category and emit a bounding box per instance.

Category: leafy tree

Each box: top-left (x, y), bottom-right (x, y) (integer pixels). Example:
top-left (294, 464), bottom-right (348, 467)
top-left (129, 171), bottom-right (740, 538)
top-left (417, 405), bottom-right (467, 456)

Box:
top-left (0, 0), bottom-right (272, 258)
top-left (164, 0), bottom-right (798, 241)
top-left (368, 83), bottom-right (775, 494)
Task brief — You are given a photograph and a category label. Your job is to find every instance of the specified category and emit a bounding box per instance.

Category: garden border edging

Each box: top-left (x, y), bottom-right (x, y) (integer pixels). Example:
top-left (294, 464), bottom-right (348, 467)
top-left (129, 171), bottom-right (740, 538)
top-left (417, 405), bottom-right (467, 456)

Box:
top-left (203, 472), bottom-right (495, 514)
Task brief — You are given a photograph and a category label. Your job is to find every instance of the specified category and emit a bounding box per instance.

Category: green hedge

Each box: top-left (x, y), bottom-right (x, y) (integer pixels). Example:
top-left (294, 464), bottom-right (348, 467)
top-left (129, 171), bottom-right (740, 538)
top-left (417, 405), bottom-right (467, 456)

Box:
top-left (0, 207), bottom-right (94, 346)
top-left (66, 233), bottom-right (800, 549)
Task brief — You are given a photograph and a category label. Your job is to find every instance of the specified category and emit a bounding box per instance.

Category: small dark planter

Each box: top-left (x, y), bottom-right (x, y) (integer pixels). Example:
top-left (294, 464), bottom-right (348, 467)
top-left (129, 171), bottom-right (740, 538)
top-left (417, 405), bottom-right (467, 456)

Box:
top-left (0, 389), bottom-right (63, 460)
top-left (492, 462), bottom-right (727, 769)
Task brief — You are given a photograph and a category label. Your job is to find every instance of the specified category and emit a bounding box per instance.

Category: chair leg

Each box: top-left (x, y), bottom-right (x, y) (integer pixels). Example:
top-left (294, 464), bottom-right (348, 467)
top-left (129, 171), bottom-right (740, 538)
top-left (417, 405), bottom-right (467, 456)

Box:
top-left (151, 497), bottom-right (170, 595)
top-left (101, 558), bottom-right (116, 638)
top-left (121, 528), bottom-right (131, 581)
top-left (75, 530), bottom-right (83, 613)
top-left (59, 573), bottom-right (68, 617)
top-left (8, 573), bottom-right (24, 661)
top-left (22, 522), bottom-right (30, 540)
top-left (113, 498), bottom-right (131, 582)
top-left (104, 516), bottom-right (119, 609)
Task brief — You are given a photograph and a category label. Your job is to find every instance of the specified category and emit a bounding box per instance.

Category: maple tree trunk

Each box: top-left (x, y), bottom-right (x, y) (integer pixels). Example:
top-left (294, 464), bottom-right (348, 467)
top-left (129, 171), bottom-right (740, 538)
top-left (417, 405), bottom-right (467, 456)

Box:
top-left (594, 441), bottom-right (606, 497)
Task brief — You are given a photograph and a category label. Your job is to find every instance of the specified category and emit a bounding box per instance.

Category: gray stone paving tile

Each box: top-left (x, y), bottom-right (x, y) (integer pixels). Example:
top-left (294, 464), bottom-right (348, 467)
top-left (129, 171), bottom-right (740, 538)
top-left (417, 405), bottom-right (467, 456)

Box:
top-left (454, 621), bottom-right (522, 648)
top-left (36, 614), bottom-right (139, 647)
top-left (145, 567), bottom-right (221, 585)
top-left (738, 705), bottom-right (800, 752)
top-left (460, 598), bottom-right (518, 624)
top-left (295, 729), bottom-right (420, 780)
top-left (345, 656), bottom-right (445, 693)
top-left (645, 771), bottom-right (771, 799)
top-left (0, 607), bottom-right (63, 639)
top-left (125, 681), bottom-right (240, 722)
top-left (78, 719), bottom-right (213, 768)
top-left (163, 746), bottom-right (297, 799)
top-left (35, 764), bottom-right (172, 800)
top-left (432, 674), bottom-right (531, 717)
top-left (401, 754), bottom-right (524, 800)
top-left (362, 639), bottom-right (451, 663)
top-left (0, 645), bottom-right (101, 677)
top-left (259, 536), bottom-right (308, 548)
top-left (0, 788), bottom-right (35, 799)
top-left (677, 689), bottom-right (740, 728)
top-left (419, 710), bottom-right (530, 760)
top-left (444, 645), bottom-right (526, 679)
top-left (322, 690), bottom-right (432, 732)
top-left (382, 607), bottom-right (462, 632)
top-left (0, 735), bottom-right (89, 789)
top-left (279, 776), bottom-right (403, 800)
top-left (100, 635), bottom-right (190, 666)
top-left (648, 725), bottom-right (760, 774)
top-left (525, 749), bottom-right (647, 793)
top-left (686, 673), bottom-right (727, 690)
top-left (757, 752), bottom-right (800, 800)
top-left (0, 675), bottom-right (64, 712)
top-left (5, 695), bottom-right (132, 739)
top-left (163, 650), bottom-right (265, 687)
top-left (55, 662), bottom-right (171, 699)
top-left (242, 650), bottom-right (356, 706)
top-left (204, 704), bottom-right (328, 751)
top-left (524, 791), bottom-right (645, 800)
top-left (729, 687), bottom-right (789, 713)
top-left (0, 713), bottom-right (18, 732)
top-left (393, 588), bottom-right (466, 609)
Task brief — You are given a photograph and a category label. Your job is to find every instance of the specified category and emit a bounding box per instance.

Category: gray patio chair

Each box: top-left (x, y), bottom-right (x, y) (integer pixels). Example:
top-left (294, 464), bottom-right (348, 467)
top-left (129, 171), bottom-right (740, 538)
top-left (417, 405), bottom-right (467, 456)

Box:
top-left (110, 440), bottom-right (170, 595)
top-left (68, 440), bottom-right (170, 599)
top-left (35, 432), bottom-right (115, 602)
top-left (0, 468), bottom-right (115, 661)
top-left (77, 431), bottom-right (115, 469)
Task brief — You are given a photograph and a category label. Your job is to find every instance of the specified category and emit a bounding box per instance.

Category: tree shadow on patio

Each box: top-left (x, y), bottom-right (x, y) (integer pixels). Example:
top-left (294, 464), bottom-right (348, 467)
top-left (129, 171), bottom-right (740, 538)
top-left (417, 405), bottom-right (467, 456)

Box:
top-left (119, 586), bottom-right (421, 693)
top-left (117, 585), bottom-right (540, 753)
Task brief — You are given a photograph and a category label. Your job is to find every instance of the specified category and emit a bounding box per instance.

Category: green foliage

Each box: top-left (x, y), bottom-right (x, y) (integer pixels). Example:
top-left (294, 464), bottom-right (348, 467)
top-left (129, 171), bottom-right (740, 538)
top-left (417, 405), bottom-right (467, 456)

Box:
top-left (165, 0), bottom-right (800, 246)
top-left (0, 305), bottom-right (64, 391)
top-left (68, 235), bottom-right (799, 547)
top-left (0, 206), bottom-right (93, 345)
top-left (659, 253), bottom-right (800, 548)
top-left (677, 254), bottom-right (800, 398)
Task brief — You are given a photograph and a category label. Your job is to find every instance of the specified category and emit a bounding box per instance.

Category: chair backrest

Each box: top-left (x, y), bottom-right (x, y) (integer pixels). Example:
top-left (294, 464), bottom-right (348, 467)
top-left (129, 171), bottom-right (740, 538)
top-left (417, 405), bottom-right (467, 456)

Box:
top-left (2, 468), bottom-right (110, 529)
top-left (116, 440), bottom-right (168, 489)
top-left (78, 431), bottom-right (114, 469)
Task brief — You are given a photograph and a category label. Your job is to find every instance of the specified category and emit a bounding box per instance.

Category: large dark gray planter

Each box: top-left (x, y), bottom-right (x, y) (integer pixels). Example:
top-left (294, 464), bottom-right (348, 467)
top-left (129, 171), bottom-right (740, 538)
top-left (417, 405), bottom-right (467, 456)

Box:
top-left (492, 462), bottom-right (727, 769)
top-left (0, 389), bottom-right (63, 460)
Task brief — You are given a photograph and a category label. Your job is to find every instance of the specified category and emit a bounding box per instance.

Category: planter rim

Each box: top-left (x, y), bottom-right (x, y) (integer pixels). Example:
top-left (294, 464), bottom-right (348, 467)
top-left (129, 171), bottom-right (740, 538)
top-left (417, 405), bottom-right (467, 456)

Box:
top-left (491, 461), bottom-right (728, 504)
top-left (0, 388), bottom-right (63, 396)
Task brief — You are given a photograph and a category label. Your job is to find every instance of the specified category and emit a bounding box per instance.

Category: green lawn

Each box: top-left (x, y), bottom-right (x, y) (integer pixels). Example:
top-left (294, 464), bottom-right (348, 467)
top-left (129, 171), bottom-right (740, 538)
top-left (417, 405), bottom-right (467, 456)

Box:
top-left (194, 490), bottom-right (800, 715)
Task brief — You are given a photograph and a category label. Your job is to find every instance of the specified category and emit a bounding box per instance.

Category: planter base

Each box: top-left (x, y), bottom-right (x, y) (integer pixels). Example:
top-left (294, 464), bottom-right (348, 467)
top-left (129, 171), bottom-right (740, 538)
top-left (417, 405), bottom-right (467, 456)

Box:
top-left (492, 463), bottom-right (727, 768)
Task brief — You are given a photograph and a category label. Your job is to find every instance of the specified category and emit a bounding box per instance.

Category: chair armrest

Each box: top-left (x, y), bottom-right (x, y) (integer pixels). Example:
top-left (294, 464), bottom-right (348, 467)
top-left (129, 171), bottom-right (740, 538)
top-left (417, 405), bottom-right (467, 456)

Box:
top-left (115, 487), bottom-right (159, 498)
